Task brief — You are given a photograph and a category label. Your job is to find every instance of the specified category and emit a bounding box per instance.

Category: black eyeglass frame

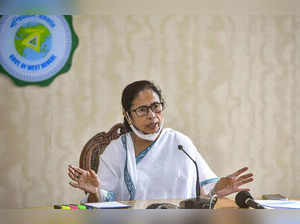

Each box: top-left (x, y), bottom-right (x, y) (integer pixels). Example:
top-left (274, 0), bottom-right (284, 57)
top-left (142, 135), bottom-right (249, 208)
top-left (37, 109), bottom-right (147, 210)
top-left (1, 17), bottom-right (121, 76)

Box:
top-left (130, 102), bottom-right (165, 117)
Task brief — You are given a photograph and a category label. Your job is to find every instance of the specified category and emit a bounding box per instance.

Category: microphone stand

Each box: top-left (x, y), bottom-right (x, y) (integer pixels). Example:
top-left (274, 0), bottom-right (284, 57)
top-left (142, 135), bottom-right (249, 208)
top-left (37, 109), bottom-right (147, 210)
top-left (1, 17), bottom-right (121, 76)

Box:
top-left (178, 145), bottom-right (217, 209)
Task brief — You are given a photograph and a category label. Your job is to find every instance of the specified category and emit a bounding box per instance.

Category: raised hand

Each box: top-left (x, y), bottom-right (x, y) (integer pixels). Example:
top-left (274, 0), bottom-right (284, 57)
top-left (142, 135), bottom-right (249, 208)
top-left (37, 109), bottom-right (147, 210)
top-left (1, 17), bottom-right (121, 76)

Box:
top-left (213, 167), bottom-right (253, 197)
top-left (68, 165), bottom-right (100, 194)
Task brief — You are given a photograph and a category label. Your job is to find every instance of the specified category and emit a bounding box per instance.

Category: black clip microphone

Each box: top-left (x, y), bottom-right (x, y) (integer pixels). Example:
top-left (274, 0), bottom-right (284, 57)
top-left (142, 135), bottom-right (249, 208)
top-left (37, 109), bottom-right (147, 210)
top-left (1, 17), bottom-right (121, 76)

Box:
top-left (235, 191), bottom-right (265, 209)
top-left (178, 145), bottom-right (217, 209)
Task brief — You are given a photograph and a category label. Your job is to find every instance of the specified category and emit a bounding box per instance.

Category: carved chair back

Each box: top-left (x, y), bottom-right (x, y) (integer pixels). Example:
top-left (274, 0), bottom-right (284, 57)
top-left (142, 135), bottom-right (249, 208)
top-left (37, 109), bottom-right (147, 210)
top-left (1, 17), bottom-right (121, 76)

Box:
top-left (79, 123), bottom-right (129, 173)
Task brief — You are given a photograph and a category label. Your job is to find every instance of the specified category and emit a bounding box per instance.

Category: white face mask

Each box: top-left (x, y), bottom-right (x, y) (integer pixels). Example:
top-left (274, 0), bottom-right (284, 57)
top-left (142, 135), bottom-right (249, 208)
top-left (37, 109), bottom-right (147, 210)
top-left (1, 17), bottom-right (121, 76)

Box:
top-left (125, 111), bottom-right (164, 141)
top-left (129, 119), bottom-right (164, 141)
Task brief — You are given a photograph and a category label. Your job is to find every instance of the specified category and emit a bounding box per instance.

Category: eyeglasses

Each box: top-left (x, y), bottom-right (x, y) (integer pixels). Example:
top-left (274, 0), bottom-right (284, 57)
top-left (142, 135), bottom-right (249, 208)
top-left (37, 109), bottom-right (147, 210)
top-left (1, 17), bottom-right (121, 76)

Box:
top-left (130, 102), bottom-right (164, 117)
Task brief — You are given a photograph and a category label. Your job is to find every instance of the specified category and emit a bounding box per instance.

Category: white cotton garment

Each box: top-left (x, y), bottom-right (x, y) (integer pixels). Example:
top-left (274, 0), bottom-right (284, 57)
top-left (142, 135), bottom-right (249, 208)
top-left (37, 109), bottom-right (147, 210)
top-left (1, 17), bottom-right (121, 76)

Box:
top-left (98, 128), bottom-right (218, 201)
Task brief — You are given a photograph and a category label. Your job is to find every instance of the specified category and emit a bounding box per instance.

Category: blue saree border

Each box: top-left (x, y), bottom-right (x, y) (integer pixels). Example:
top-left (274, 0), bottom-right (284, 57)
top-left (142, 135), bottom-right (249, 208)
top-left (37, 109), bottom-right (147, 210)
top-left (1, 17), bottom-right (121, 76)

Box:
top-left (200, 177), bottom-right (220, 187)
top-left (121, 134), bottom-right (136, 201)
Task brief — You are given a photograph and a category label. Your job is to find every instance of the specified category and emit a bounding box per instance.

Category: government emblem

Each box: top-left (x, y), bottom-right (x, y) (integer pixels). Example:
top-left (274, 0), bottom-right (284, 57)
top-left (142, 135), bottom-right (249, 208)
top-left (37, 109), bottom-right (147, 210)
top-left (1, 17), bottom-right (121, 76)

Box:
top-left (0, 15), bottom-right (78, 86)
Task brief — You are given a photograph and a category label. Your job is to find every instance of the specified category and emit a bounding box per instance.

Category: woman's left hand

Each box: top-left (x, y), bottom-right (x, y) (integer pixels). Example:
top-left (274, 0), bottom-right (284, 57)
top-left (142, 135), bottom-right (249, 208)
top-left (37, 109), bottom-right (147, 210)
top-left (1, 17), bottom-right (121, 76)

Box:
top-left (213, 167), bottom-right (253, 197)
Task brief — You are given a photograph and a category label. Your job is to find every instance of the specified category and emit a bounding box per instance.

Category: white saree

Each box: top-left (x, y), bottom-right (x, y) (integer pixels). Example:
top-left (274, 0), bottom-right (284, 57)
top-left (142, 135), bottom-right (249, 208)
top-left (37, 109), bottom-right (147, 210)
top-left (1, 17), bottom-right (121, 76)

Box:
top-left (97, 128), bottom-right (219, 201)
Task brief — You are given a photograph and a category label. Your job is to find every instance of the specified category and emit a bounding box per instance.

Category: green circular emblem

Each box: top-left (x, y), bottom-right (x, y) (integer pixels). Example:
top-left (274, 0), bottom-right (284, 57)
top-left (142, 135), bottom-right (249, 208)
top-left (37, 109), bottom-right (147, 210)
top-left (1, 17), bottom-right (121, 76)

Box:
top-left (0, 15), bottom-right (79, 86)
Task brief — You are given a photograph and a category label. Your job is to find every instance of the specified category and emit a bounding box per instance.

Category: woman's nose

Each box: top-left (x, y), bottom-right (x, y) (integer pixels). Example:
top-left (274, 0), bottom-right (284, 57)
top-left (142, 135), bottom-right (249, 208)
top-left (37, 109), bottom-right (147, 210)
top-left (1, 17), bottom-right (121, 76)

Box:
top-left (147, 109), bottom-right (156, 118)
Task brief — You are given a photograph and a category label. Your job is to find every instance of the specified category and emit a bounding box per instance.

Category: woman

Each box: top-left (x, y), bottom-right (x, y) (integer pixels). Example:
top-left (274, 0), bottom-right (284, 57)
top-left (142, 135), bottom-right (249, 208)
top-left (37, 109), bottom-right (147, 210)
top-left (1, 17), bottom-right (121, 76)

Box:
top-left (68, 80), bottom-right (253, 202)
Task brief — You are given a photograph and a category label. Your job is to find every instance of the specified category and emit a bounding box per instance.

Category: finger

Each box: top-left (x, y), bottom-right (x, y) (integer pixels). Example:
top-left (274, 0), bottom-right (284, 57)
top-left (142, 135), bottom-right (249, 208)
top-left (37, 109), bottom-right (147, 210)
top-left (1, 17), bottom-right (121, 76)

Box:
top-left (88, 169), bottom-right (97, 178)
top-left (69, 181), bottom-right (80, 189)
top-left (68, 171), bottom-right (77, 181)
top-left (74, 168), bottom-right (84, 176)
top-left (68, 167), bottom-right (77, 176)
top-left (69, 165), bottom-right (84, 175)
top-left (236, 178), bottom-right (254, 187)
top-left (228, 167), bottom-right (248, 178)
top-left (68, 171), bottom-right (79, 182)
top-left (68, 165), bottom-right (78, 173)
top-left (68, 166), bottom-right (82, 179)
top-left (237, 173), bottom-right (253, 181)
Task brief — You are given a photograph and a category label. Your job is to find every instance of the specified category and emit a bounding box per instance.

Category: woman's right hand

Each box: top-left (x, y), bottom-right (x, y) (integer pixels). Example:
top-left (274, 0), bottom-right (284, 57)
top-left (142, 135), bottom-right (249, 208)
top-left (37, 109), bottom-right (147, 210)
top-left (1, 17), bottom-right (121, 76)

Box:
top-left (68, 165), bottom-right (100, 194)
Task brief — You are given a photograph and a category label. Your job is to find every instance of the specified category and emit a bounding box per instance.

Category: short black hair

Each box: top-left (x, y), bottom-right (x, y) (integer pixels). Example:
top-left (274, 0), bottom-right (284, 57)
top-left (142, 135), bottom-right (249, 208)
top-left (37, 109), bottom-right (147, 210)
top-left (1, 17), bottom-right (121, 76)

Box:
top-left (121, 80), bottom-right (165, 131)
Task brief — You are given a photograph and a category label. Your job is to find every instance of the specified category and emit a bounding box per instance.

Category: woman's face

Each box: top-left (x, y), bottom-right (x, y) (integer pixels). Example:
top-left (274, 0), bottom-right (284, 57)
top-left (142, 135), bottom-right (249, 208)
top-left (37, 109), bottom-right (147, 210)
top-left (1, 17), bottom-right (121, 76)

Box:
top-left (129, 88), bottom-right (163, 134)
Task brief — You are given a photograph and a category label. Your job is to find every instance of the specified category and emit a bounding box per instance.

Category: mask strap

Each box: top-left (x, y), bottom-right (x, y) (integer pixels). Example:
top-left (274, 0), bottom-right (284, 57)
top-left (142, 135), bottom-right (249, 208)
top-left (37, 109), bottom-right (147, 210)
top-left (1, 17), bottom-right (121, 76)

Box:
top-left (123, 110), bottom-right (132, 125)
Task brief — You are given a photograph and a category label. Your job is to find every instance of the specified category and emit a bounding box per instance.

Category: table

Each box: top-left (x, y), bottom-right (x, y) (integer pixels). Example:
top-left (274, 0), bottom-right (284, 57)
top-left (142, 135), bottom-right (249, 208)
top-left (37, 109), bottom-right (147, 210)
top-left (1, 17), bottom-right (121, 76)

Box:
top-left (3, 199), bottom-right (300, 224)
top-left (120, 197), bottom-right (238, 209)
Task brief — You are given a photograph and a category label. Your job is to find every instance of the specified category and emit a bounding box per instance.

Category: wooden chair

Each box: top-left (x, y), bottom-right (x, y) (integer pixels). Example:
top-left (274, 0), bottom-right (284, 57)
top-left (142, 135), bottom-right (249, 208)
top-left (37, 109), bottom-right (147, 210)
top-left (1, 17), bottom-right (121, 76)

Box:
top-left (79, 123), bottom-right (129, 173)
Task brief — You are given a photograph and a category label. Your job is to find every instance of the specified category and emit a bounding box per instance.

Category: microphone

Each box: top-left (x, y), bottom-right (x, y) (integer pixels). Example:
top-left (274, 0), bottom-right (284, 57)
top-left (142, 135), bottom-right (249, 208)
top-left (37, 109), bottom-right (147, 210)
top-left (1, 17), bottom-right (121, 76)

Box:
top-left (235, 191), bottom-right (265, 209)
top-left (177, 145), bottom-right (217, 209)
top-left (178, 145), bottom-right (201, 198)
